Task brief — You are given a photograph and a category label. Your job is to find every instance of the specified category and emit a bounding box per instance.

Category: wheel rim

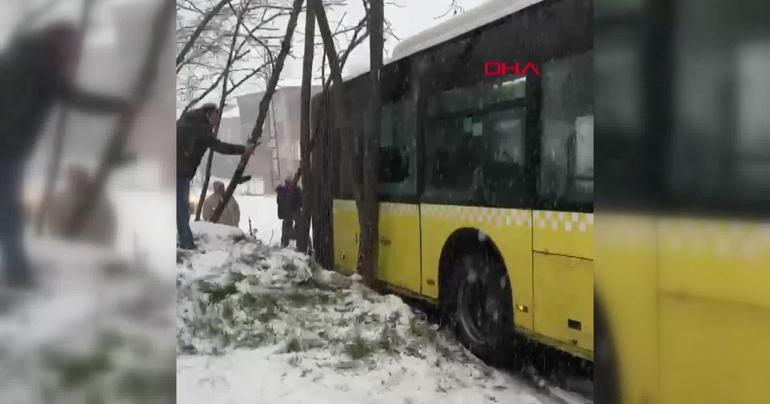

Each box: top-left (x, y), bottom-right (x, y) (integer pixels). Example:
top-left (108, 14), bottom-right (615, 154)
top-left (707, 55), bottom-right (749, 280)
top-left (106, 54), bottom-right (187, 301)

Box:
top-left (457, 256), bottom-right (503, 347)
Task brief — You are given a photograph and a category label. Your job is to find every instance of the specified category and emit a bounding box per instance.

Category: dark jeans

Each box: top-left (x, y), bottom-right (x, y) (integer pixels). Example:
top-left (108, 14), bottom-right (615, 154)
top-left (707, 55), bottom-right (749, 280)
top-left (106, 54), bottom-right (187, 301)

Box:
top-left (0, 157), bottom-right (30, 282)
top-left (281, 211), bottom-right (298, 248)
top-left (177, 176), bottom-right (195, 248)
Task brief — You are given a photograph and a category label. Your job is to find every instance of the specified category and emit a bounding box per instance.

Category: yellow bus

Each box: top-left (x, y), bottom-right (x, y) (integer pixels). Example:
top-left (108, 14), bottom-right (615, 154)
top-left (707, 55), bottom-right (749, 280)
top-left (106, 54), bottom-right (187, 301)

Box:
top-left (315, 0), bottom-right (593, 365)
top-left (595, 0), bottom-right (770, 403)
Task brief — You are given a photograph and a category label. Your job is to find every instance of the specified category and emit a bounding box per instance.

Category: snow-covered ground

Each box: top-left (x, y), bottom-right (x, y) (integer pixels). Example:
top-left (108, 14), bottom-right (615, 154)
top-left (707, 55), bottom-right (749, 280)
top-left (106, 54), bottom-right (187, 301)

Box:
top-left (177, 223), bottom-right (586, 404)
top-left (113, 189), bottom-right (176, 271)
top-left (236, 195), bottom-right (283, 246)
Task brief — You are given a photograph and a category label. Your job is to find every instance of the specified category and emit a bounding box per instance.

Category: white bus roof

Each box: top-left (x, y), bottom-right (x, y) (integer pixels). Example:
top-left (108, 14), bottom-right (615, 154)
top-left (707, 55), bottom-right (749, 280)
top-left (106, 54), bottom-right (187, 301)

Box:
top-left (343, 0), bottom-right (545, 82)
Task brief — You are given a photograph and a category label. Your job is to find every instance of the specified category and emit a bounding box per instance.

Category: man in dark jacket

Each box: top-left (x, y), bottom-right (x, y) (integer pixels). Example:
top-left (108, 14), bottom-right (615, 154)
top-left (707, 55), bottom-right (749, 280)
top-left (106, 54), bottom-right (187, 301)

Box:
top-left (276, 172), bottom-right (302, 248)
top-left (176, 104), bottom-right (255, 249)
top-left (0, 22), bottom-right (132, 287)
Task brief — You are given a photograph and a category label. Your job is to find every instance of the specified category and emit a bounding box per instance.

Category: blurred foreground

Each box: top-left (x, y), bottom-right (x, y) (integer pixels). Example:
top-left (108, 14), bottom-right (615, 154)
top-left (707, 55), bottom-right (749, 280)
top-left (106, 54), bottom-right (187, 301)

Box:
top-left (1, 0), bottom-right (175, 402)
top-left (595, 0), bottom-right (770, 403)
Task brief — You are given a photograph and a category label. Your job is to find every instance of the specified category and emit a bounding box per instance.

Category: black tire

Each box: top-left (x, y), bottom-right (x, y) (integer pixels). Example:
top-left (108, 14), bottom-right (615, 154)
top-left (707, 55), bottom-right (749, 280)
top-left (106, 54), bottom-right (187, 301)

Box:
top-left (447, 252), bottom-right (515, 366)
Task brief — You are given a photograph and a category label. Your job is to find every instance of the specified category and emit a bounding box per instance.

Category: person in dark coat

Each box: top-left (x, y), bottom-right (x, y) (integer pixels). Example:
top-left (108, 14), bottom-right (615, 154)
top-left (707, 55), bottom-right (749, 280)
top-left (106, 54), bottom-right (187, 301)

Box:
top-left (276, 173), bottom-right (302, 248)
top-left (176, 104), bottom-right (255, 249)
top-left (0, 22), bottom-right (133, 287)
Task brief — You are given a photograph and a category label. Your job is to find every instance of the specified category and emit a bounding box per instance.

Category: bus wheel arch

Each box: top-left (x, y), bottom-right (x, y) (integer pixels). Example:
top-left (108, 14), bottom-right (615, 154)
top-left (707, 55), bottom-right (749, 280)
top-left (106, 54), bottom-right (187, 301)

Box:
top-left (437, 228), bottom-right (515, 365)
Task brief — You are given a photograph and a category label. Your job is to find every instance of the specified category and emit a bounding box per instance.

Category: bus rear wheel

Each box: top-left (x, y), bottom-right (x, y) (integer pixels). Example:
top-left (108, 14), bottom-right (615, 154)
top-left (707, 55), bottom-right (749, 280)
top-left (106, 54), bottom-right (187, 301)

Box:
top-left (448, 252), bottom-right (515, 366)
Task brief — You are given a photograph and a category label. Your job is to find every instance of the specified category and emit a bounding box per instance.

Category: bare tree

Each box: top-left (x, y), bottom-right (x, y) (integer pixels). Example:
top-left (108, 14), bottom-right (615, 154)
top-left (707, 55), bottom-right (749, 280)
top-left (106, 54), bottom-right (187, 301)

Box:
top-left (435, 0), bottom-right (464, 19)
top-left (176, 0), bottom-right (231, 67)
top-left (176, 0), bottom-right (300, 113)
top-left (64, 0), bottom-right (176, 236)
top-left (296, 1), bottom-right (316, 252)
top-left (209, 0), bottom-right (305, 223)
top-left (359, 0), bottom-right (383, 283)
top-left (311, 0), bottom-right (380, 281)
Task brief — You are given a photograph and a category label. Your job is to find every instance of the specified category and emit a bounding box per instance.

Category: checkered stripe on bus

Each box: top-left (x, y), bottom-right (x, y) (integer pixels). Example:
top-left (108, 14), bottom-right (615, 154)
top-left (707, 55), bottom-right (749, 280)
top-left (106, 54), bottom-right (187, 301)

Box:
top-left (658, 220), bottom-right (770, 260)
top-left (533, 211), bottom-right (594, 233)
top-left (333, 201), bottom-right (419, 217)
top-left (420, 205), bottom-right (532, 229)
top-left (333, 200), bottom-right (594, 233)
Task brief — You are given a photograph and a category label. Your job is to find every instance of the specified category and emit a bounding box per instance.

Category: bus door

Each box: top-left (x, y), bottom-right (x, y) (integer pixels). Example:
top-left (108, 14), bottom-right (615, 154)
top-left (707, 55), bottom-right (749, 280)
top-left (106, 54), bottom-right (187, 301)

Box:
top-left (533, 51), bottom-right (594, 355)
top-left (376, 98), bottom-right (422, 294)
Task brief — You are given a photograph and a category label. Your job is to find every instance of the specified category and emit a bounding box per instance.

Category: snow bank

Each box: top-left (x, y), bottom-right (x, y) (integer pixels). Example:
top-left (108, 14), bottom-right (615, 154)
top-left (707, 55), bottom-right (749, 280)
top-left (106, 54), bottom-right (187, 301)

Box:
top-left (177, 224), bottom-right (561, 404)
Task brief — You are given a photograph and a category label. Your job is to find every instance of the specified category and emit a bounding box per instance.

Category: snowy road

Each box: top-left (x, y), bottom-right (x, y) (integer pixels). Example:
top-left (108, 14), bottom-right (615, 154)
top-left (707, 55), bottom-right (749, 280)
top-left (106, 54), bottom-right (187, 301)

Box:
top-left (177, 223), bottom-right (587, 404)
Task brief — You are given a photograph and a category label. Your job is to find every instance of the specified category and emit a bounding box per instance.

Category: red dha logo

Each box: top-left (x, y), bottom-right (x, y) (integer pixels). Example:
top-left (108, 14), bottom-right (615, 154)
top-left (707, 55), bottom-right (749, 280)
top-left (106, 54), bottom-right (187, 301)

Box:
top-left (485, 61), bottom-right (541, 77)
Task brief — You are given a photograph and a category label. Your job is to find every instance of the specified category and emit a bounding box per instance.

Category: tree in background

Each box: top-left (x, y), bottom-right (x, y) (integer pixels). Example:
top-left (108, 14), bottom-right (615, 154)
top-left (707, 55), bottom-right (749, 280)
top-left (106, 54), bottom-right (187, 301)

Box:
top-left (209, 0), bottom-right (305, 223)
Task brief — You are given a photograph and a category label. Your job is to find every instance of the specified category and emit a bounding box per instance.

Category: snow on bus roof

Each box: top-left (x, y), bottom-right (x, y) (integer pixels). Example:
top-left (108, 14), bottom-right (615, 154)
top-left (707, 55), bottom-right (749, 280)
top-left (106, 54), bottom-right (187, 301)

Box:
top-left (393, 0), bottom-right (544, 61)
top-left (342, 0), bottom-right (544, 82)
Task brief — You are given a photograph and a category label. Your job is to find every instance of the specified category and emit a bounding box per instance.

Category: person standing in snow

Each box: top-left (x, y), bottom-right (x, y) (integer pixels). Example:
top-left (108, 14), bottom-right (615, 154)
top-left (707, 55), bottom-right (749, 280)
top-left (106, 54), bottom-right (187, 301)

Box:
top-left (276, 171), bottom-right (302, 248)
top-left (0, 22), bottom-right (135, 288)
top-left (177, 104), bottom-right (255, 250)
top-left (201, 181), bottom-right (241, 227)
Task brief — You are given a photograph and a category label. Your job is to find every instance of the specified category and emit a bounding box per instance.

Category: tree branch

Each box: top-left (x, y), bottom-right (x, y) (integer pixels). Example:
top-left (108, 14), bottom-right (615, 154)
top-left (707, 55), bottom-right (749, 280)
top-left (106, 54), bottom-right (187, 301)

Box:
top-left (176, 0), bottom-right (231, 66)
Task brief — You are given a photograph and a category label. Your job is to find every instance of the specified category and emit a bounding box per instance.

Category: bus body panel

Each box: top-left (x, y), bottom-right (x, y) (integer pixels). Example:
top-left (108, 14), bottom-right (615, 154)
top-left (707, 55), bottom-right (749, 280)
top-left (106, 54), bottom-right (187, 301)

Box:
top-left (657, 217), bottom-right (770, 404)
top-left (599, 215), bottom-right (770, 404)
top-left (531, 209), bottom-right (594, 356)
top-left (377, 202), bottom-right (422, 294)
top-left (659, 294), bottom-right (770, 404)
top-left (657, 218), bottom-right (770, 308)
top-left (533, 252), bottom-right (593, 353)
top-left (333, 199), bottom-right (358, 274)
top-left (596, 214), bottom-right (660, 404)
top-left (333, 200), bottom-right (422, 294)
top-left (419, 204), bottom-right (535, 333)
top-left (533, 210), bottom-right (594, 259)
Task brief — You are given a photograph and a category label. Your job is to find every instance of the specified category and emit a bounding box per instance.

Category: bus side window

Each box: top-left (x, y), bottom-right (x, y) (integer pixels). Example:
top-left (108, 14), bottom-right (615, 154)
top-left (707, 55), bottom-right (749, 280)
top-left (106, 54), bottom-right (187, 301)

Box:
top-left (423, 78), bottom-right (528, 207)
top-left (378, 99), bottom-right (418, 198)
top-left (539, 51), bottom-right (594, 209)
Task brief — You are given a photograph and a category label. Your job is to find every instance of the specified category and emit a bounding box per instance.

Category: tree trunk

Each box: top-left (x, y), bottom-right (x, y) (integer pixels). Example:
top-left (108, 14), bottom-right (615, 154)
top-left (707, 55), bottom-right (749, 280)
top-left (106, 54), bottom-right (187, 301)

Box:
top-left (312, 0), bottom-right (359, 198)
top-left (313, 0), bottom-right (383, 284)
top-left (311, 91), bottom-right (333, 269)
top-left (35, 0), bottom-right (97, 235)
top-left (210, 0), bottom-right (305, 223)
top-left (65, 0), bottom-right (175, 237)
top-left (359, 0), bottom-right (384, 283)
top-left (195, 0), bottom-right (248, 222)
top-left (296, 4), bottom-right (315, 253)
